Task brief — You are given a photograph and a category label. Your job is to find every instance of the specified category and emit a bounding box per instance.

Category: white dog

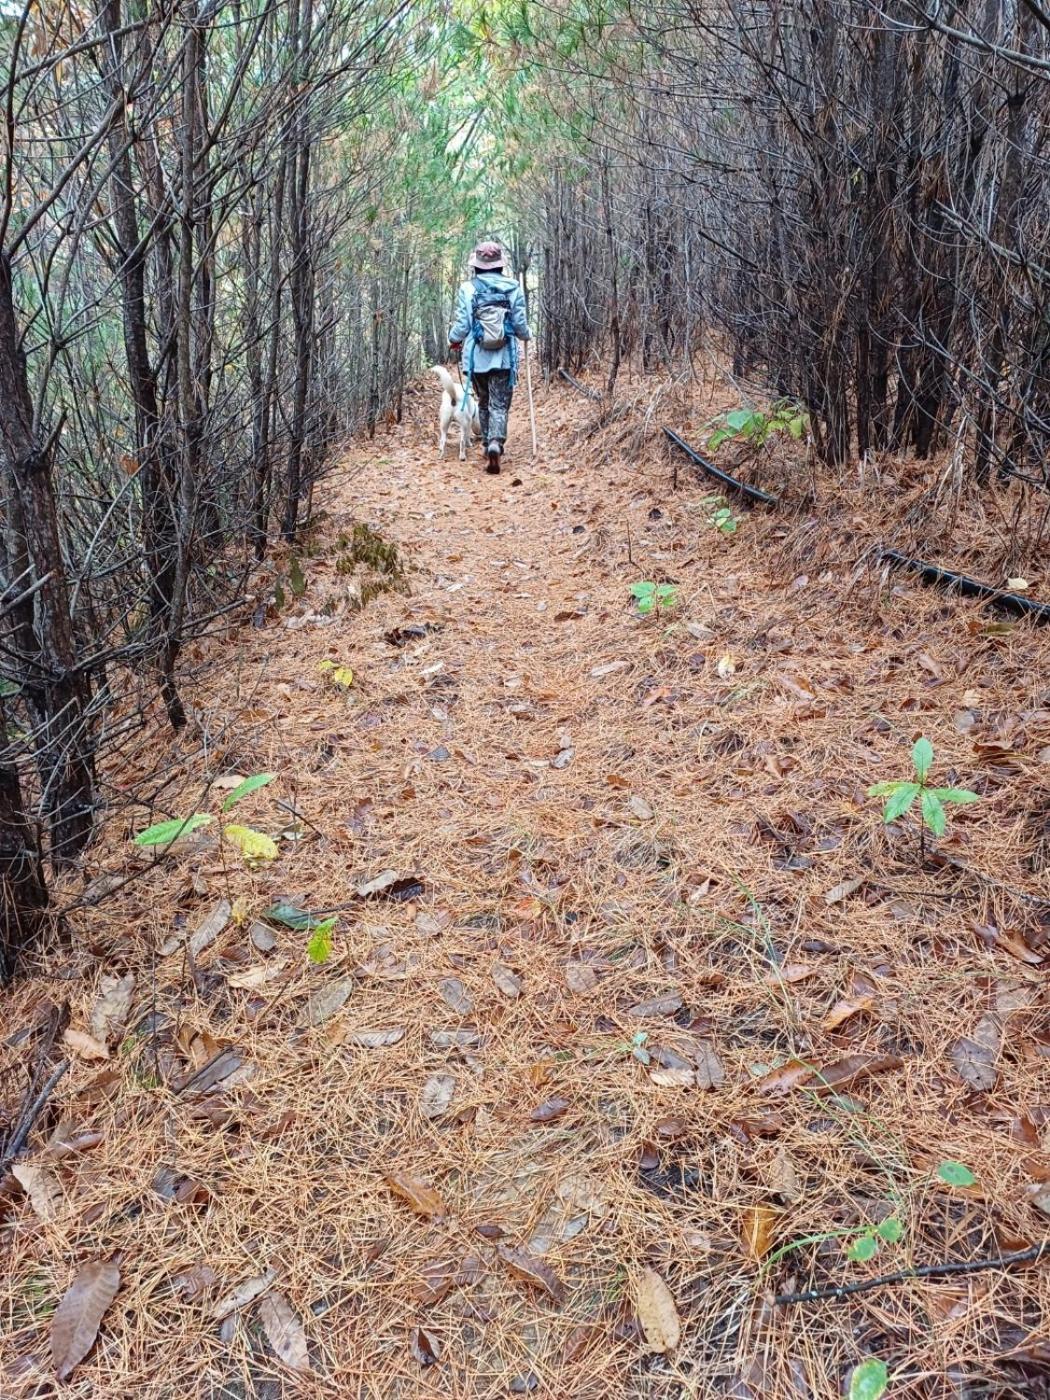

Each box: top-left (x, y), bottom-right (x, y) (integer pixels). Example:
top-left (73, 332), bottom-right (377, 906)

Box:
top-left (432, 365), bottom-right (480, 461)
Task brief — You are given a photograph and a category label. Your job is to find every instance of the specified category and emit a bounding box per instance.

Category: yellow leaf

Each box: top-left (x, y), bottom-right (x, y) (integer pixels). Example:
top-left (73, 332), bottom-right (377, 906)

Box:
top-left (223, 825), bottom-right (278, 863)
top-left (634, 1268), bottom-right (680, 1353)
top-left (319, 660), bottom-right (353, 688)
top-left (741, 1204), bottom-right (779, 1259)
top-left (230, 895), bottom-right (251, 926)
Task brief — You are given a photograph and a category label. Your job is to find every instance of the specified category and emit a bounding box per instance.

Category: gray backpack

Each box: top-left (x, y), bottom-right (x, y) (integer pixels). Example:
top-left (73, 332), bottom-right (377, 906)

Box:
top-left (471, 278), bottom-right (513, 352)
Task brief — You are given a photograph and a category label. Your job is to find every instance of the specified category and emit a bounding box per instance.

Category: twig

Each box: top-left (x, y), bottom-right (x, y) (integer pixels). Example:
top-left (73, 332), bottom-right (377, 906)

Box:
top-left (557, 367), bottom-right (601, 401)
top-left (1, 1059), bottom-right (70, 1169)
top-left (774, 1243), bottom-right (1048, 1306)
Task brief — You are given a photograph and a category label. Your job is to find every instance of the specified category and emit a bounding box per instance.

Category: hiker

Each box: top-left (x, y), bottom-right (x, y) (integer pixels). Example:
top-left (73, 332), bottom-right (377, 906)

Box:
top-left (449, 241), bottom-right (532, 474)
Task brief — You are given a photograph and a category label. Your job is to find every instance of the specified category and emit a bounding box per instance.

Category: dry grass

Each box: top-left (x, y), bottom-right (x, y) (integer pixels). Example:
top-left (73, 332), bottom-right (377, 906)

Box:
top-left (2, 369), bottom-right (1049, 1399)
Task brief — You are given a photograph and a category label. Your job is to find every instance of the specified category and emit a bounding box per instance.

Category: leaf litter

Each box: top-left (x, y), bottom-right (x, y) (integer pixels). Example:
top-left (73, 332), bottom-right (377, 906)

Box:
top-left (3, 374), bottom-right (1050, 1399)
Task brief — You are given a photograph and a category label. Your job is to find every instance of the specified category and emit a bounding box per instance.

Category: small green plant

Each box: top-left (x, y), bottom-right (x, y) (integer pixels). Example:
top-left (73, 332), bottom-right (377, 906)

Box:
top-left (630, 581), bottom-right (678, 616)
top-left (307, 916), bottom-right (337, 965)
top-left (701, 493), bottom-right (739, 535)
top-left (868, 737), bottom-right (978, 861)
top-left (846, 1214), bottom-right (903, 1262)
top-left (936, 1159), bottom-right (977, 1187)
top-left (133, 772), bottom-right (277, 863)
top-left (849, 1358), bottom-right (889, 1400)
top-left (707, 399), bottom-right (808, 452)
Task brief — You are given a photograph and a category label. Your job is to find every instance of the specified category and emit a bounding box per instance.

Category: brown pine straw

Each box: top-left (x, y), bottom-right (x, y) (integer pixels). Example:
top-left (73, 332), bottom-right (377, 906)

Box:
top-left (2, 369), bottom-right (1049, 1398)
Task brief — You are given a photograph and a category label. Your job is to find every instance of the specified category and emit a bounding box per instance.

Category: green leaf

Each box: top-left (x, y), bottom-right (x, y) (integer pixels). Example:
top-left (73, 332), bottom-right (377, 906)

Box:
top-left (265, 900), bottom-right (323, 930)
top-left (875, 1217), bottom-right (903, 1243)
top-left (911, 737), bottom-right (934, 782)
top-left (937, 1160), bottom-right (976, 1187)
top-left (307, 917), bottom-right (336, 965)
top-left (883, 783), bottom-right (920, 822)
top-left (133, 814), bottom-right (213, 847)
top-left (847, 1233), bottom-right (878, 1262)
top-left (630, 582), bottom-right (656, 599)
top-left (930, 788), bottom-right (979, 805)
top-left (221, 772), bottom-right (276, 812)
top-left (920, 789), bottom-right (946, 837)
top-left (725, 408), bottom-right (753, 432)
top-left (867, 780), bottom-right (905, 797)
top-left (849, 1358), bottom-right (889, 1400)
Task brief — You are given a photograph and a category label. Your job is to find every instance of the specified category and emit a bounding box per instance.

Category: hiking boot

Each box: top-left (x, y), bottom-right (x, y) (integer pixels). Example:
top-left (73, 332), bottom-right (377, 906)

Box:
top-left (485, 441), bottom-right (502, 474)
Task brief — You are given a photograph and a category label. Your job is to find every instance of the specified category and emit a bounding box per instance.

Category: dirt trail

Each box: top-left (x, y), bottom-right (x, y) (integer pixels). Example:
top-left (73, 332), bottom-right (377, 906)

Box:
top-left (4, 378), bottom-right (1050, 1398)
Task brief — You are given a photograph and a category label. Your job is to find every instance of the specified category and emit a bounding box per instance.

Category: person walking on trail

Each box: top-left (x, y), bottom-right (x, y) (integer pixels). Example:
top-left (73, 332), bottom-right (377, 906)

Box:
top-left (449, 240), bottom-right (532, 475)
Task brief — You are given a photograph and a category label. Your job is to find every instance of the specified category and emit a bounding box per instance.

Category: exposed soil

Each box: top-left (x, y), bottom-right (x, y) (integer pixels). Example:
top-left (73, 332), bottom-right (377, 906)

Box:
top-left (3, 372), bottom-right (1049, 1398)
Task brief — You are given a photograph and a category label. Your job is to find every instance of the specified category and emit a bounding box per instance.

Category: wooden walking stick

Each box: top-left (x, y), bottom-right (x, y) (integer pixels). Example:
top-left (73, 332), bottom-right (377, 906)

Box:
top-left (523, 337), bottom-right (538, 459)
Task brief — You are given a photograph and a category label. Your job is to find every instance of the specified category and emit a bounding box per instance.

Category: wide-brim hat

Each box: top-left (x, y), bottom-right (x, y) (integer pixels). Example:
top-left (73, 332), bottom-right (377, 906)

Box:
top-left (472, 241), bottom-right (504, 271)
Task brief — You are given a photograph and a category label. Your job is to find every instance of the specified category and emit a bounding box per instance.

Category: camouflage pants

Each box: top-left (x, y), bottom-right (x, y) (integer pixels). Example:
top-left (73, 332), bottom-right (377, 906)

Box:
top-left (472, 369), bottom-right (513, 447)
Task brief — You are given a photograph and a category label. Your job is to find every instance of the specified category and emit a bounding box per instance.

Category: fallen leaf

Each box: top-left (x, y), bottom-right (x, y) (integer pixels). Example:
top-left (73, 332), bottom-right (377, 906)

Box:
top-left (822, 994), bottom-right (875, 1032)
top-left (649, 1066), bottom-right (695, 1088)
top-left (296, 979), bottom-right (353, 1028)
top-left (212, 1268), bottom-right (276, 1320)
top-left (564, 960), bottom-right (598, 993)
top-left (172, 1264), bottom-right (219, 1300)
top-left (439, 977), bottom-right (473, 1014)
top-left (249, 922), bottom-right (277, 952)
top-left (741, 1204), bottom-right (778, 1260)
top-left (344, 1027), bottom-right (405, 1048)
top-left (950, 1013), bottom-right (1001, 1091)
top-left (551, 745), bottom-right (574, 769)
top-left (257, 1291), bottom-right (311, 1373)
top-left (497, 1244), bottom-right (566, 1303)
top-left (409, 1324), bottom-right (442, 1365)
top-left (356, 868), bottom-right (398, 896)
top-left (717, 654), bottom-right (739, 679)
top-left (530, 1096), bottom-right (570, 1123)
top-left (491, 963), bottom-right (522, 998)
top-left (765, 963), bottom-right (816, 986)
top-left (687, 1038), bottom-right (726, 1090)
top-left (385, 1172), bottom-right (446, 1219)
top-left (634, 1268), bottom-right (680, 1353)
top-left (12, 1161), bottom-right (62, 1221)
top-left (63, 1028), bottom-right (109, 1061)
top-left (189, 899), bottom-right (232, 957)
top-left (420, 1073), bottom-right (456, 1119)
top-left (409, 1257), bottom-right (457, 1306)
top-left (627, 992), bottom-right (683, 1019)
top-left (756, 1060), bottom-right (811, 1093)
top-left (51, 1260), bottom-right (120, 1380)
top-left (628, 794), bottom-right (654, 820)
top-left (225, 958), bottom-right (288, 990)
top-left (590, 660), bottom-right (628, 677)
top-left (803, 1053), bottom-right (903, 1092)
top-left (89, 973), bottom-right (135, 1044)
top-left (824, 876), bottom-right (865, 906)
top-left (770, 1147), bottom-right (800, 1202)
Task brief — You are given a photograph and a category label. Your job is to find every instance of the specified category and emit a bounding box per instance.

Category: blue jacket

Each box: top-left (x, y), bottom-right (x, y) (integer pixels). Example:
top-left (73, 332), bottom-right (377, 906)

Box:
top-left (449, 273), bottom-right (531, 375)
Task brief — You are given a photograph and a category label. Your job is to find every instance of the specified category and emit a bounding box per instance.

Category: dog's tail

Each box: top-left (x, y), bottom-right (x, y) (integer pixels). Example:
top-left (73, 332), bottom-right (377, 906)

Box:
top-left (431, 365), bottom-right (460, 404)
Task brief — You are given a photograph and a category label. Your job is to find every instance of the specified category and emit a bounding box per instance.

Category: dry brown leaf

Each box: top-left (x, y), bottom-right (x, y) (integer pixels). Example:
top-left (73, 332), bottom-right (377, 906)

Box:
top-left (649, 1066), bottom-right (695, 1088)
top-left (419, 1073), bottom-right (456, 1119)
top-left (770, 1147), bottom-right (800, 1202)
top-left (189, 899), bottom-right (231, 957)
top-left (357, 868), bottom-right (398, 896)
top-left (89, 973), bottom-right (135, 1044)
top-left (172, 1264), bottom-right (219, 1300)
top-left (756, 1059), bottom-right (811, 1093)
top-left (12, 1161), bottom-right (62, 1221)
top-left (225, 958), bottom-right (288, 990)
top-left (950, 1013), bottom-right (1001, 1091)
top-left (257, 1291), bottom-right (311, 1374)
top-left (409, 1257), bottom-right (457, 1306)
top-left (628, 794), bottom-right (654, 820)
top-left (385, 1172), bottom-right (446, 1219)
top-left (63, 1027), bottom-right (109, 1061)
top-left (803, 1053), bottom-right (903, 1092)
top-left (497, 1244), bottom-right (566, 1304)
top-left (491, 962), bottom-right (522, 998)
top-left (824, 876), bottom-right (865, 905)
top-left (344, 1026), bottom-right (405, 1048)
top-left (50, 1260), bottom-right (120, 1381)
top-left (529, 1096), bottom-right (570, 1123)
top-left (249, 922), bottom-right (277, 952)
top-left (765, 963), bottom-right (816, 986)
top-left (296, 978), bottom-right (353, 1028)
top-left (627, 992), bottom-right (683, 1018)
top-left (741, 1204), bottom-right (778, 1260)
top-left (564, 960), bottom-right (598, 994)
top-left (409, 1324), bottom-right (442, 1366)
top-left (211, 1268), bottom-right (276, 1320)
top-left (822, 993), bottom-right (875, 1031)
top-left (634, 1267), bottom-right (680, 1353)
top-left (439, 977), bottom-right (473, 1014)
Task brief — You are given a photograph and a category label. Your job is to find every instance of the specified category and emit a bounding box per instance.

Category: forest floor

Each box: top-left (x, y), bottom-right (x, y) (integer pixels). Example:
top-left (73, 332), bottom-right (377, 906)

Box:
top-left (3, 369), bottom-right (1050, 1399)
